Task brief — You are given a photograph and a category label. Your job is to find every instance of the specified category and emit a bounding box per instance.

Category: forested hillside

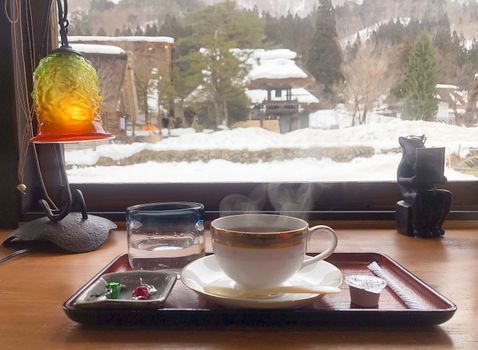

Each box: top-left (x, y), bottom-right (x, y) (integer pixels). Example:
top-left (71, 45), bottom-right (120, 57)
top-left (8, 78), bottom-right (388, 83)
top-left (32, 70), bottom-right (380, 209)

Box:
top-left (70, 0), bottom-right (478, 40)
top-left (68, 0), bottom-right (478, 127)
top-left (69, 0), bottom-right (203, 35)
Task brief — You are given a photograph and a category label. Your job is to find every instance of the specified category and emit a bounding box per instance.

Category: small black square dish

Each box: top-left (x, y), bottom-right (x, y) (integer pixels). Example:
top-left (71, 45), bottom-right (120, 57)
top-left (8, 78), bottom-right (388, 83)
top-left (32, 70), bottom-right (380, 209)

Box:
top-left (72, 271), bottom-right (177, 309)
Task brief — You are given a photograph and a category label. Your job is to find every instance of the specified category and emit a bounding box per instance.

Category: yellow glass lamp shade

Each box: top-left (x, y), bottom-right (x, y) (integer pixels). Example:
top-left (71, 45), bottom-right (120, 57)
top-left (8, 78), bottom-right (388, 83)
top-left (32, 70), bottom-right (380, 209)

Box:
top-left (31, 49), bottom-right (113, 143)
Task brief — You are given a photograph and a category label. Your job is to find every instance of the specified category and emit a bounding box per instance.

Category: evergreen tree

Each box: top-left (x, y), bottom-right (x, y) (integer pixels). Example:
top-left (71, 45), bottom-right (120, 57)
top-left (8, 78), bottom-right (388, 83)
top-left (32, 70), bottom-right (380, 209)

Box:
top-left (145, 23), bottom-right (159, 36)
top-left (160, 14), bottom-right (188, 38)
top-left (264, 12), bottom-right (313, 63)
top-left (307, 0), bottom-right (343, 93)
top-left (186, 1), bottom-right (266, 49)
top-left (96, 27), bottom-right (107, 36)
top-left (69, 9), bottom-right (90, 36)
top-left (135, 25), bottom-right (144, 36)
top-left (346, 33), bottom-right (361, 61)
top-left (151, 23), bottom-right (159, 36)
top-left (90, 0), bottom-right (115, 12)
top-left (175, 1), bottom-right (266, 127)
top-left (145, 24), bottom-right (153, 36)
top-left (401, 32), bottom-right (438, 121)
top-left (124, 27), bottom-right (133, 36)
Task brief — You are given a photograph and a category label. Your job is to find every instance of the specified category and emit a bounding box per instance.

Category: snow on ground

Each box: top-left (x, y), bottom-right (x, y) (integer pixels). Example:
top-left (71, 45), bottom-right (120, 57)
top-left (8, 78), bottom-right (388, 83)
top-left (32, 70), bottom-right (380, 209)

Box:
top-left (66, 119), bottom-right (478, 164)
top-left (66, 110), bottom-right (478, 183)
top-left (67, 154), bottom-right (474, 183)
top-left (127, 128), bottom-right (196, 138)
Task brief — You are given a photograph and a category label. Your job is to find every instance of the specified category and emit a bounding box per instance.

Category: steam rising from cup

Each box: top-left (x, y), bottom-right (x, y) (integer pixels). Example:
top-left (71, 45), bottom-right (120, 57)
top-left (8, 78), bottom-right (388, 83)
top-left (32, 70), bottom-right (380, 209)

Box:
top-left (219, 183), bottom-right (316, 220)
top-left (267, 183), bottom-right (315, 220)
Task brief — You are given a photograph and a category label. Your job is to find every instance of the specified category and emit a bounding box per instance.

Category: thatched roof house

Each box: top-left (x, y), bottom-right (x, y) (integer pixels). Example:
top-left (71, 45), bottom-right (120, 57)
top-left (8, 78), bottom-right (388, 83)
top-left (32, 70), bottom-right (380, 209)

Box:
top-left (184, 48), bottom-right (319, 132)
top-left (245, 49), bottom-right (319, 132)
top-left (69, 36), bottom-right (175, 136)
top-left (71, 43), bottom-right (128, 136)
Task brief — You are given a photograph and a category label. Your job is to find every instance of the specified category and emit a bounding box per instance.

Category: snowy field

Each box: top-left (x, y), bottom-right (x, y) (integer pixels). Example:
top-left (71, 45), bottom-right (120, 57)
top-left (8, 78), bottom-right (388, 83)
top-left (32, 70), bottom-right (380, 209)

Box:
top-left (66, 112), bottom-right (478, 183)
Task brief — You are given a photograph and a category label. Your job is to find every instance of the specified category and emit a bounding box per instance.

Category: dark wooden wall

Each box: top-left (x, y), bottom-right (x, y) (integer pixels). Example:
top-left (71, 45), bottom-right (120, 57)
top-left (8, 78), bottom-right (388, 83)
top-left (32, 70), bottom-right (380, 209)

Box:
top-left (0, 0), bottom-right (52, 228)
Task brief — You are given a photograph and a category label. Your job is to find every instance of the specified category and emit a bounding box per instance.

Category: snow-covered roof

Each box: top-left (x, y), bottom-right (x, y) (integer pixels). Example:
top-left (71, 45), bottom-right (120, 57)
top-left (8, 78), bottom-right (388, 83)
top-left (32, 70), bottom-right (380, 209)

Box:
top-left (252, 49), bottom-right (297, 61)
top-left (246, 88), bottom-right (319, 104)
top-left (449, 108), bottom-right (466, 114)
top-left (436, 84), bottom-right (459, 90)
top-left (186, 48), bottom-right (312, 104)
top-left (70, 43), bottom-right (125, 55)
top-left (247, 49), bottom-right (307, 81)
top-left (68, 36), bottom-right (174, 44)
top-left (184, 84), bottom-right (208, 104)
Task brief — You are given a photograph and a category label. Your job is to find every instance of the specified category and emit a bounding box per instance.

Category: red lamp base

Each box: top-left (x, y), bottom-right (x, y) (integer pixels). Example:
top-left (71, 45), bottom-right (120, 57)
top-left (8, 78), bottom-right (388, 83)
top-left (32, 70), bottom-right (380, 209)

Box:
top-left (31, 132), bottom-right (114, 143)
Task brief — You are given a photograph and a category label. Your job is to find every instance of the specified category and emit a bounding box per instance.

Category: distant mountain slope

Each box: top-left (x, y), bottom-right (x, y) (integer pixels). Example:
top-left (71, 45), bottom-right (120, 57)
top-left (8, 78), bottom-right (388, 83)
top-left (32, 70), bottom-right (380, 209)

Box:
top-left (68, 0), bottom-right (478, 40)
top-left (202, 0), bottom-right (477, 39)
top-left (202, 0), bottom-right (331, 17)
top-left (69, 0), bottom-right (203, 35)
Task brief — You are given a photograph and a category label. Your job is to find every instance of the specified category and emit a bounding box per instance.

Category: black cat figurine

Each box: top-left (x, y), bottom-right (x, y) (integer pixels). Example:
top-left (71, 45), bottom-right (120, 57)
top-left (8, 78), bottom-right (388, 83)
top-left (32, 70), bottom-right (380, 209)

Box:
top-left (396, 135), bottom-right (452, 238)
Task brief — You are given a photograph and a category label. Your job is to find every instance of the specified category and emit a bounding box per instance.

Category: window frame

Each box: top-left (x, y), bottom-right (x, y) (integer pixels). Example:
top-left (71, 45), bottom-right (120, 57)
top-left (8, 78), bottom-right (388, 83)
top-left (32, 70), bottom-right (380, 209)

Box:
top-left (19, 181), bottom-right (478, 222)
top-left (3, 0), bottom-right (478, 226)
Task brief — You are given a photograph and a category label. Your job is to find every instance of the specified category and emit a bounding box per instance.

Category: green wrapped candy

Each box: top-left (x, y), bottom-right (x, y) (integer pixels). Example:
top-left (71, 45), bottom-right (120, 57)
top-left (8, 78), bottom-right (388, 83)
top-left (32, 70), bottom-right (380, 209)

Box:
top-left (105, 282), bottom-right (122, 299)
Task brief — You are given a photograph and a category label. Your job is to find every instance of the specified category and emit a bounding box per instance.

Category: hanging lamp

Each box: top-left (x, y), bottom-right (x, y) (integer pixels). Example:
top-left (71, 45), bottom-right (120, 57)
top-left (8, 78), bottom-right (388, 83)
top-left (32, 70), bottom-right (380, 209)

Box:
top-left (3, 0), bottom-right (117, 254)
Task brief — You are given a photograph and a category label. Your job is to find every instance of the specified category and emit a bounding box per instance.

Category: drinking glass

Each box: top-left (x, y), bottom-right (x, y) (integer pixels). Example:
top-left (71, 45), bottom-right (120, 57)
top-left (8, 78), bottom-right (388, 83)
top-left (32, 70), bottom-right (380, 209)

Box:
top-left (127, 202), bottom-right (205, 271)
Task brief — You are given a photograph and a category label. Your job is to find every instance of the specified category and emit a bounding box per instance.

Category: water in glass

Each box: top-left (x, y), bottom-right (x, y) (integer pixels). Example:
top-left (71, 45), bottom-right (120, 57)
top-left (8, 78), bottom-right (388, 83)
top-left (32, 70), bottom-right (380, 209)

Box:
top-left (128, 231), bottom-right (205, 271)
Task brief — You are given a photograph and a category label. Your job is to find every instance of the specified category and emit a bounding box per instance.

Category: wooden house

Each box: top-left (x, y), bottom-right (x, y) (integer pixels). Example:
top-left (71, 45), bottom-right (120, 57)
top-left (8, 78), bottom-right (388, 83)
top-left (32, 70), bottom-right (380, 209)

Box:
top-left (71, 43), bottom-right (129, 137)
top-left (246, 49), bottom-right (319, 133)
top-left (435, 84), bottom-right (467, 125)
top-left (69, 36), bottom-right (174, 137)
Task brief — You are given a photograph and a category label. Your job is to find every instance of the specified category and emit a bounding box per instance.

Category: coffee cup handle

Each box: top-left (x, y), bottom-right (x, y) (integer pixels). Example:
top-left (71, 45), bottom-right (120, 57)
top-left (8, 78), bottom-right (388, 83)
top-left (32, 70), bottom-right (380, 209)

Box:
top-left (301, 225), bottom-right (338, 268)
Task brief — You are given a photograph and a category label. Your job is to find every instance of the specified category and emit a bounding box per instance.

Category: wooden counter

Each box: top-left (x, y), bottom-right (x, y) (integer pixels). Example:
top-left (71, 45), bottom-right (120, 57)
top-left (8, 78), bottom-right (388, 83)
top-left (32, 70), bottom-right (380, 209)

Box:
top-left (0, 227), bottom-right (477, 349)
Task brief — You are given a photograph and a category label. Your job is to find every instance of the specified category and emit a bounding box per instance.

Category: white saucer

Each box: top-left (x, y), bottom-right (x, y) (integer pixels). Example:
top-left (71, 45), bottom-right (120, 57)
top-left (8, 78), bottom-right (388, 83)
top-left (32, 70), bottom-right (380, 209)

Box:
top-left (180, 255), bottom-right (343, 309)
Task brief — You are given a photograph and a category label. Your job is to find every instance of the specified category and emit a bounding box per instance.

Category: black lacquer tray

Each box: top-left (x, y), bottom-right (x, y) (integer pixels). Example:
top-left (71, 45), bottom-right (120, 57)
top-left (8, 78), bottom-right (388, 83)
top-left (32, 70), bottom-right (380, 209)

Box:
top-left (63, 252), bottom-right (456, 326)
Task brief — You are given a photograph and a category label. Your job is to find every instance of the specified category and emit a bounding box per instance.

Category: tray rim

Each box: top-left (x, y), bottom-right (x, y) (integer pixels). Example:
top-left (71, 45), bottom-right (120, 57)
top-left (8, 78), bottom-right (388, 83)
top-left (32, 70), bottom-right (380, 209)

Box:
top-left (63, 252), bottom-right (457, 325)
top-left (338, 251), bottom-right (457, 313)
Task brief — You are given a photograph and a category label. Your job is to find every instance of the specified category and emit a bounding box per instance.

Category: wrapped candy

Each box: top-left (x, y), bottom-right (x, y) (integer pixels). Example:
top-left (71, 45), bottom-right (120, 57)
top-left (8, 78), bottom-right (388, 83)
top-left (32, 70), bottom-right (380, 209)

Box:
top-left (132, 278), bottom-right (157, 300)
top-left (104, 282), bottom-right (122, 299)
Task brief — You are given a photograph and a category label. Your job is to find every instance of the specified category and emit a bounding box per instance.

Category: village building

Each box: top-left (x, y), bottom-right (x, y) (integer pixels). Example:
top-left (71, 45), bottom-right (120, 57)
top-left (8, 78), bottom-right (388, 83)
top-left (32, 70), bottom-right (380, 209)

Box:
top-left (70, 43), bottom-right (129, 137)
top-left (435, 83), bottom-right (467, 125)
top-left (184, 48), bottom-right (319, 133)
top-left (245, 49), bottom-right (319, 133)
top-left (69, 36), bottom-right (174, 138)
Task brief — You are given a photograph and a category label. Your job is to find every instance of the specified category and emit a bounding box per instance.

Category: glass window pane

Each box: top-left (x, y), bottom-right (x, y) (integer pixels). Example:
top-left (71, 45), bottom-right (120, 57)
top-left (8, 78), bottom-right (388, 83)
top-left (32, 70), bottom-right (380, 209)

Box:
top-left (64, 0), bottom-right (478, 185)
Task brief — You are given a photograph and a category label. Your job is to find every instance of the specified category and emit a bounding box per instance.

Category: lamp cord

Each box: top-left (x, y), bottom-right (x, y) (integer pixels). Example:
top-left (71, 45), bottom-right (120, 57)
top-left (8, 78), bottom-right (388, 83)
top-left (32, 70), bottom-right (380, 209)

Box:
top-left (0, 249), bottom-right (30, 265)
top-left (5, 0), bottom-right (59, 210)
top-left (4, 0), bottom-right (19, 23)
top-left (56, 0), bottom-right (69, 48)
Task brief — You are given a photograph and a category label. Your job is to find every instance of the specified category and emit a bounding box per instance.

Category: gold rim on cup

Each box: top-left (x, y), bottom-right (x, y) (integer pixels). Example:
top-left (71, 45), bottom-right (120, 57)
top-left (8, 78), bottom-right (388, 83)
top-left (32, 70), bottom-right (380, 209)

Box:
top-left (211, 214), bottom-right (309, 249)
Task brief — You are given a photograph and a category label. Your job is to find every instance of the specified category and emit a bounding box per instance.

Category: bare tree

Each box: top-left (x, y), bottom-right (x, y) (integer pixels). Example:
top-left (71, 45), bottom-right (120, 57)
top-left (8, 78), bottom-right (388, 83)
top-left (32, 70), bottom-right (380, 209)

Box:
top-left (343, 44), bottom-right (393, 126)
top-left (464, 74), bottom-right (478, 126)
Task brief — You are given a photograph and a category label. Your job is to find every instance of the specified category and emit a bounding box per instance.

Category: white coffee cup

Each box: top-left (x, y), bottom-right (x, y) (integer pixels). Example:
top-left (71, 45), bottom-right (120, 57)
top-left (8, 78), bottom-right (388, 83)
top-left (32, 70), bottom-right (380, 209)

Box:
top-left (210, 214), bottom-right (338, 290)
